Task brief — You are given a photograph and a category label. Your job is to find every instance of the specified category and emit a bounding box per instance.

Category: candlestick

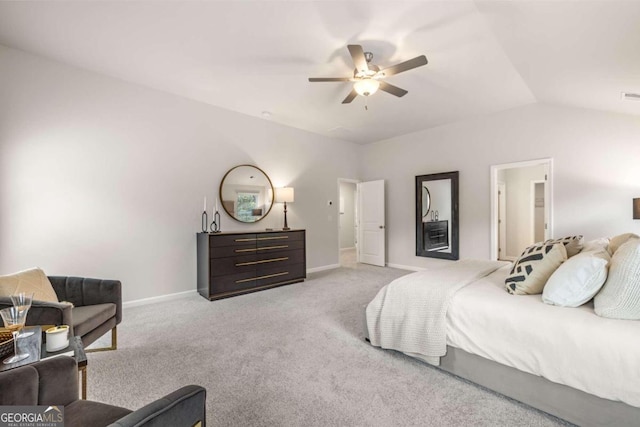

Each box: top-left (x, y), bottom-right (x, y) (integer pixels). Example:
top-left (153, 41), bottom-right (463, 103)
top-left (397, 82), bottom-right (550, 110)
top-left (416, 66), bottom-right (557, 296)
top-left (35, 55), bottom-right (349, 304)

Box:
top-left (204, 196), bottom-right (207, 212)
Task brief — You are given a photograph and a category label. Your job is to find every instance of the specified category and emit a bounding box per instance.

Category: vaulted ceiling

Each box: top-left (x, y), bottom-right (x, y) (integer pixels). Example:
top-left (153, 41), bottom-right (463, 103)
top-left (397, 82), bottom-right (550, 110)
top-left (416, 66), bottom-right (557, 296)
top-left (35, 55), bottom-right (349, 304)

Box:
top-left (1, 1), bottom-right (639, 144)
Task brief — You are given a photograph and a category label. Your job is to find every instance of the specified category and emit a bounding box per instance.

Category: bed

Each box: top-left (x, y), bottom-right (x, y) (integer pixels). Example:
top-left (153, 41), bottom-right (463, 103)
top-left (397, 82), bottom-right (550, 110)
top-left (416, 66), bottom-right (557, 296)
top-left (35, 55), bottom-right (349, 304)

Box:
top-left (364, 259), bottom-right (640, 427)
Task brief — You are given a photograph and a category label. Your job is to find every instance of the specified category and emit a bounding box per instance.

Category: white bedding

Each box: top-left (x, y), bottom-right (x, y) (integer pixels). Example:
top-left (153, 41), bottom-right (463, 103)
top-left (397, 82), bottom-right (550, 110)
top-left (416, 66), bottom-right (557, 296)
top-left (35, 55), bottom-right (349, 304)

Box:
top-left (447, 265), bottom-right (640, 407)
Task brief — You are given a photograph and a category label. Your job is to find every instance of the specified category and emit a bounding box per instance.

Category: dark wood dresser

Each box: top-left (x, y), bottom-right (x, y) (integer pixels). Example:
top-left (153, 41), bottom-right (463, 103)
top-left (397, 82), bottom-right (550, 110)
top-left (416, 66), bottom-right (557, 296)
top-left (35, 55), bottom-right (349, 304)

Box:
top-left (423, 220), bottom-right (449, 251)
top-left (197, 229), bottom-right (306, 300)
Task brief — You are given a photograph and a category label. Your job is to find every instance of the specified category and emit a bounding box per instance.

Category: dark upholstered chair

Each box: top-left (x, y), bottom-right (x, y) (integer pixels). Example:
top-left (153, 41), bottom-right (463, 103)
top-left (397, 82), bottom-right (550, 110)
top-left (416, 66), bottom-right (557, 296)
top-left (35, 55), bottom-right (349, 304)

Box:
top-left (0, 276), bottom-right (122, 351)
top-left (0, 356), bottom-right (206, 427)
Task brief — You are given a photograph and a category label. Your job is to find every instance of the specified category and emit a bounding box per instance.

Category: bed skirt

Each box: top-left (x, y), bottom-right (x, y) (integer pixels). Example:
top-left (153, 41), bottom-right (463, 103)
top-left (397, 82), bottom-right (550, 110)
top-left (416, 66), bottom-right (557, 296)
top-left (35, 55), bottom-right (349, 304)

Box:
top-left (363, 309), bottom-right (639, 427)
top-left (438, 346), bottom-right (640, 427)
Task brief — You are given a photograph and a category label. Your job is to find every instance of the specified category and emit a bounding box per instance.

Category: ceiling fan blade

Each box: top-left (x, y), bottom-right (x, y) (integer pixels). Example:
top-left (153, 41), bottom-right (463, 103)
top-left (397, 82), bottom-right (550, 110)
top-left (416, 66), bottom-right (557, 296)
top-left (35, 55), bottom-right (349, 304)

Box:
top-left (380, 55), bottom-right (428, 77)
top-left (309, 77), bottom-right (351, 82)
top-left (347, 44), bottom-right (369, 73)
top-left (342, 89), bottom-right (358, 104)
top-left (379, 81), bottom-right (408, 97)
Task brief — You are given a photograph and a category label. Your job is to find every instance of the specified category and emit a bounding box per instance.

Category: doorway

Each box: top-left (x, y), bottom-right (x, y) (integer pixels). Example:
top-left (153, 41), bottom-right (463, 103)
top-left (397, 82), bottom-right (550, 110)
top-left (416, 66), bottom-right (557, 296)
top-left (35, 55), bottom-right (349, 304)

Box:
top-left (490, 159), bottom-right (553, 261)
top-left (338, 179), bottom-right (358, 267)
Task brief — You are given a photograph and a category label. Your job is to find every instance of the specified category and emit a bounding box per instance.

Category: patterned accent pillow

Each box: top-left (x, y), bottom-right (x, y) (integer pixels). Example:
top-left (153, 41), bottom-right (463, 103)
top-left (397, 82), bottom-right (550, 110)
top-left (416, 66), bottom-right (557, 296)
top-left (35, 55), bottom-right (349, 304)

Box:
top-left (544, 235), bottom-right (584, 258)
top-left (505, 243), bottom-right (567, 295)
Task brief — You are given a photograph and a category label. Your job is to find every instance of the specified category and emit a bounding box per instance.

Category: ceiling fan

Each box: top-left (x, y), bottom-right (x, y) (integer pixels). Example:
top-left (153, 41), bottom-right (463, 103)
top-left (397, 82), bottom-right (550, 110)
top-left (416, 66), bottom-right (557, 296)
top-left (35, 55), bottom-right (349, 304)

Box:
top-left (308, 44), bottom-right (428, 104)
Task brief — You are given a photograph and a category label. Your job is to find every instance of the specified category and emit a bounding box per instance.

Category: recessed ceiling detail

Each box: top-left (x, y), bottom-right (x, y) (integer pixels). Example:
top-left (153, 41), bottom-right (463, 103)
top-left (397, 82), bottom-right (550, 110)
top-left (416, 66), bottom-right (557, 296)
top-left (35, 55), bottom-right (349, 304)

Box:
top-left (0, 1), bottom-right (638, 143)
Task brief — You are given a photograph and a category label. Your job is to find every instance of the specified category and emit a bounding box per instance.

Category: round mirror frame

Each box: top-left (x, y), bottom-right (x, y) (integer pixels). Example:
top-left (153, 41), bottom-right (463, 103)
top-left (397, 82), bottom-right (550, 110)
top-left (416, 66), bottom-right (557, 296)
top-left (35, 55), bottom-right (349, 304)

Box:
top-left (422, 185), bottom-right (431, 217)
top-left (219, 164), bottom-right (274, 223)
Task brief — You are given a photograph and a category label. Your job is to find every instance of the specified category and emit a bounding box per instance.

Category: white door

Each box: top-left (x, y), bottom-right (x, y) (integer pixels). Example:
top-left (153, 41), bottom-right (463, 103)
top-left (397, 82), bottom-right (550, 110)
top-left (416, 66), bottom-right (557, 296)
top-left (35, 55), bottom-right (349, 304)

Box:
top-left (358, 180), bottom-right (385, 266)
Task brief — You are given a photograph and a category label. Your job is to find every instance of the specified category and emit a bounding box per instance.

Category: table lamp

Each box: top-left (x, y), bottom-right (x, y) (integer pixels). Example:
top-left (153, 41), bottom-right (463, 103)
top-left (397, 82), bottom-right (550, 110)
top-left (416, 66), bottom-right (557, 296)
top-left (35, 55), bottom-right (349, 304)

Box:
top-left (275, 187), bottom-right (294, 230)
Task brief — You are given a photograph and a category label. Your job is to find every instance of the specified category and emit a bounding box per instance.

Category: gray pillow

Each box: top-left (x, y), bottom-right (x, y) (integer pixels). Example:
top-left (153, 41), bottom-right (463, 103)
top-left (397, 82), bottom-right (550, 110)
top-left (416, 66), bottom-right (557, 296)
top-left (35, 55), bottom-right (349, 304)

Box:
top-left (544, 235), bottom-right (584, 258)
top-left (594, 238), bottom-right (640, 320)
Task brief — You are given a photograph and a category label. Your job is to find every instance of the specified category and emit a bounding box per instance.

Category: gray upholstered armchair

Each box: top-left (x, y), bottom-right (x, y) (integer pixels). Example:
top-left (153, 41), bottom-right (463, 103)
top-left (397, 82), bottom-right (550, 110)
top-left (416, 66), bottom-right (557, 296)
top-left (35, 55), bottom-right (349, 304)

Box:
top-left (0, 276), bottom-right (122, 351)
top-left (0, 356), bottom-right (206, 427)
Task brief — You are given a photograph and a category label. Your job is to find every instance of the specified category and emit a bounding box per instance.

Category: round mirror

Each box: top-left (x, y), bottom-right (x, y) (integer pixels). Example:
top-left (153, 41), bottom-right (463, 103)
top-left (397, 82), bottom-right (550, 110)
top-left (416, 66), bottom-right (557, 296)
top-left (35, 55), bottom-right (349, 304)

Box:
top-left (219, 165), bottom-right (274, 223)
top-left (422, 185), bottom-right (431, 217)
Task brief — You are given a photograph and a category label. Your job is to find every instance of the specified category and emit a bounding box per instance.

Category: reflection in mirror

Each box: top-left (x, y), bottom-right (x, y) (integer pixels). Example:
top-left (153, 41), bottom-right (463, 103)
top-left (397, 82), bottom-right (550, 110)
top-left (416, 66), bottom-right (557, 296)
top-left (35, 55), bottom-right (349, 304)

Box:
top-left (219, 165), bottom-right (274, 223)
top-left (416, 171), bottom-right (459, 260)
top-left (422, 185), bottom-right (431, 218)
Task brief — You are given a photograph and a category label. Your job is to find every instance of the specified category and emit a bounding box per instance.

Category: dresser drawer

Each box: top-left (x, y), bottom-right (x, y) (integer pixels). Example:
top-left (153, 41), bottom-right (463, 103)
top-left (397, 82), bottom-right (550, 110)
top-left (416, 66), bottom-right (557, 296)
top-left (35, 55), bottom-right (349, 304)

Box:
top-left (210, 253), bottom-right (257, 276)
top-left (209, 234), bottom-right (257, 248)
top-left (256, 263), bottom-right (306, 287)
top-left (209, 270), bottom-right (258, 294)
top-left (255, 248), bottom-right (305, 271)
top-left (210, 243), bottom-right (258, 259)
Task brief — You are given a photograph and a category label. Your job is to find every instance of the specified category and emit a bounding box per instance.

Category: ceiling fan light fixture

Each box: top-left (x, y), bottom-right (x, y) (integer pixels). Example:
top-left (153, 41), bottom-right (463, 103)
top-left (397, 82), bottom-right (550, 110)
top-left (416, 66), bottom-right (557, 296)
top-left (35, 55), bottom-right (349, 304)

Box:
top-left (353, 78), bottom-right (380, 97)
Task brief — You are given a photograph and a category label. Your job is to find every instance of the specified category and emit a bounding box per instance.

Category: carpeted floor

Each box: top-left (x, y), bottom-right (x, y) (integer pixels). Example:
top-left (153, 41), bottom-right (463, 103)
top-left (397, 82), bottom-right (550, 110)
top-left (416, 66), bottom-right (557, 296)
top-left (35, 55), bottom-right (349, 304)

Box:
top-left (88, 263), bottom-right (571, 426)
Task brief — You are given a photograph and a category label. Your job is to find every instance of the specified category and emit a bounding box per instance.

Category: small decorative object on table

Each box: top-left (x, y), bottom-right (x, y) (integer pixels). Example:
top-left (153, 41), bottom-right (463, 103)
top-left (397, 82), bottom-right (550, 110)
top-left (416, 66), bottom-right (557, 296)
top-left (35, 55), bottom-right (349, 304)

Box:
top-left (209, 198), bottom-right (221, 233)
top-left (10, 292), bottom-right (34, 338)
top-left (201, 197), bottom-right (208, 233)
top-left (0, 329), bottom-right (14, 359)
top-left (45, 325), bottom-right (70, 352)
top-left (0, 306), bottom-right (29, 364)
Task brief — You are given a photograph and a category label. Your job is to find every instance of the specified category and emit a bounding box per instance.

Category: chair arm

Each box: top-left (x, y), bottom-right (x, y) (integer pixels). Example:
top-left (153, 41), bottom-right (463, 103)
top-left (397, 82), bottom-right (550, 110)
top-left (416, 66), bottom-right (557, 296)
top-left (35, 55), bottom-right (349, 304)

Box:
top-left (31, 355), bottom-right (79, 407)
top-left (108, 385), bottom-right (206, 427)
top-left (0, 297), bottom-right (73, 330)
top-left (48, 276), bottom-right (123, 324)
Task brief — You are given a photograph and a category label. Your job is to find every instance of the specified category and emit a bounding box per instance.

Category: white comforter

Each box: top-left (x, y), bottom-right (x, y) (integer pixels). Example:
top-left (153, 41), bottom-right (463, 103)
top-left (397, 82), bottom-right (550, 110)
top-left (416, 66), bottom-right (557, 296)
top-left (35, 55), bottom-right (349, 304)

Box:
top-left (369, 264), bottom-right (640, 408)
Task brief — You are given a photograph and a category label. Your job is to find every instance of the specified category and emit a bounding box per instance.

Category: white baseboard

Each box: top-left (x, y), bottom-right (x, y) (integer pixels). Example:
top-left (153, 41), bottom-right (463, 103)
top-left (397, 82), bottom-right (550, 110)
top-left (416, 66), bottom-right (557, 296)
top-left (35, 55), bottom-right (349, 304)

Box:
top-left (123, 290), bottom-right (196, 308)
top-left (386, 263), bottom-right (426, 272)
top-left (307, 264), bottom-right (340, 274)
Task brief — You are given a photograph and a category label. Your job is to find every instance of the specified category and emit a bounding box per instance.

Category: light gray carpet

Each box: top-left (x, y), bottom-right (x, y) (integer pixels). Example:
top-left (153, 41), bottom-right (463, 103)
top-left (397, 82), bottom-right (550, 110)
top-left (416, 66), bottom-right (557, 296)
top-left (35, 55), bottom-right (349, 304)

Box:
top-left (88, 263), bottom-right (571, 426)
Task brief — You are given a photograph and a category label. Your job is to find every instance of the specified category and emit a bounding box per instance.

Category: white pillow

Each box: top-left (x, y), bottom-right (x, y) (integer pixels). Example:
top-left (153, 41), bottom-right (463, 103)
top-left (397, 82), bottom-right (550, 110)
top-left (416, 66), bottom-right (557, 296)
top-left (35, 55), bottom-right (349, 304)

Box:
top-left (542, 248), bottom-right (610, 307)
top-left (595, 238), bottom-right (640, 319)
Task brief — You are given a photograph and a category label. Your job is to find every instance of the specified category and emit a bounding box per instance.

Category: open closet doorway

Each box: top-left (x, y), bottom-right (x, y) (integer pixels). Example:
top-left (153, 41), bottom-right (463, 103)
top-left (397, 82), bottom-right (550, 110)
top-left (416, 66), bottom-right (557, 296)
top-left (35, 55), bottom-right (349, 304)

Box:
top-left (490, 159), bottom-right (553, 261)
top-left (338, 179), bottom-right (358, 267)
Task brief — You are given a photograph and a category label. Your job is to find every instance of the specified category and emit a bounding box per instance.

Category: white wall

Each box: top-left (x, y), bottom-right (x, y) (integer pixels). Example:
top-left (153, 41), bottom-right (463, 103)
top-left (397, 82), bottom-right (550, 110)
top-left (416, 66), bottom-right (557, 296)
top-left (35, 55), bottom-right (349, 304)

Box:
top-left (360, 103), bottom-right (640, 270)
top-left (0, 45), bottom-right (359, 302)
top-left (339, 182), bottom-right (356, 249)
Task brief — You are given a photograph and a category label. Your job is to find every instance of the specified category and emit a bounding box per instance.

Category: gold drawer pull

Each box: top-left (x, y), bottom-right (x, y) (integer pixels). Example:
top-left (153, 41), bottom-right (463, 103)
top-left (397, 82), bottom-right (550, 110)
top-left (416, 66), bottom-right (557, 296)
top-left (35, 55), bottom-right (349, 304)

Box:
top-left (257, 236), bottom-right (289, 241)
top-left (235, 238), bottom-right (257, 242)
top-left (234, 245), bottom-right (288, 253)
top-left (235, 271), bottom-right (289, 284)
top-left (257, 245), bottom-right (288, 251)
top-left (235, 257), bottom-right (289, 267)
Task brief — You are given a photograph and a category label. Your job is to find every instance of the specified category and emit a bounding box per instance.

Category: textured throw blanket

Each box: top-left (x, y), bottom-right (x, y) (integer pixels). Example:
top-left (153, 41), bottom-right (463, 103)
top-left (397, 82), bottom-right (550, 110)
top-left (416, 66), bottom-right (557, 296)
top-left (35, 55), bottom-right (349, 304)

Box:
top-left (366, 259), bottom-right (507, 365)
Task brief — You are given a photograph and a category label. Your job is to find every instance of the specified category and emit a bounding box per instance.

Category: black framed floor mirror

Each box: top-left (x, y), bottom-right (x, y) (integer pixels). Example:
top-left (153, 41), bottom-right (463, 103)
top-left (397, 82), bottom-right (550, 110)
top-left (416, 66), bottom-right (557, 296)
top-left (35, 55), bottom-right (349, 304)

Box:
top-left (416, 171), bottom-right (459, 260)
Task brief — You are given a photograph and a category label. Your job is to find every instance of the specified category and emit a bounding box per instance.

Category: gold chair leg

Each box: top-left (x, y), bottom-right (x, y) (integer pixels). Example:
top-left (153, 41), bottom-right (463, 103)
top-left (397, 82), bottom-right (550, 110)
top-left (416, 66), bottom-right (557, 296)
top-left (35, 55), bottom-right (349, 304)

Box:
top-left (78, 366), bottom-right (87, 400)
top-left (86, 326), bottom-right (118, 353)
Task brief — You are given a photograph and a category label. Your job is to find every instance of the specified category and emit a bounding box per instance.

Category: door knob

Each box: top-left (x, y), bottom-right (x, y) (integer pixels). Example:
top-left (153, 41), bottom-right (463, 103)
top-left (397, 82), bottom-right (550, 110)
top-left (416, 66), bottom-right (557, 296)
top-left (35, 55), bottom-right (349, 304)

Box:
top-left (379, 225), bottom-right (385, 229)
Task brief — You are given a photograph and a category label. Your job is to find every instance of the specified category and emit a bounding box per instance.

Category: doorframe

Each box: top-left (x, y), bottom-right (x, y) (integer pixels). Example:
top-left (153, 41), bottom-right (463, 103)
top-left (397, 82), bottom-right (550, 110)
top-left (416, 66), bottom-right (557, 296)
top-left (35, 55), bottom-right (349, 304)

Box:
top-left (497, 181), bottom-right (512, 261)
top-left (490, 158), bottom-right (553, 261)
top-left (530, 180), bottom-right (546, 244)
top-left (337, 178), bottom-right (360, 263)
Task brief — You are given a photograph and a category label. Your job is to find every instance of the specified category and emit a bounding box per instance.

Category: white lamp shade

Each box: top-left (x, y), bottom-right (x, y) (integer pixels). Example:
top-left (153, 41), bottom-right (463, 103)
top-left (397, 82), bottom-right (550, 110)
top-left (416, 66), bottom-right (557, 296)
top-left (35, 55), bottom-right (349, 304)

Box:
top-left (275, 187), bottom-right (294, 203)
top-left (353, 79), bottom-right (380, 96)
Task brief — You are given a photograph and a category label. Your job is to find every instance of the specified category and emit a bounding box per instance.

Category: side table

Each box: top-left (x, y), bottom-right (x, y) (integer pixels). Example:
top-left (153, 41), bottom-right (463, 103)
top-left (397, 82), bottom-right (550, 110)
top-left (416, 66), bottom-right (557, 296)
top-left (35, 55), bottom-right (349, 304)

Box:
top-left (0, 325), bottom-right (88, 399)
